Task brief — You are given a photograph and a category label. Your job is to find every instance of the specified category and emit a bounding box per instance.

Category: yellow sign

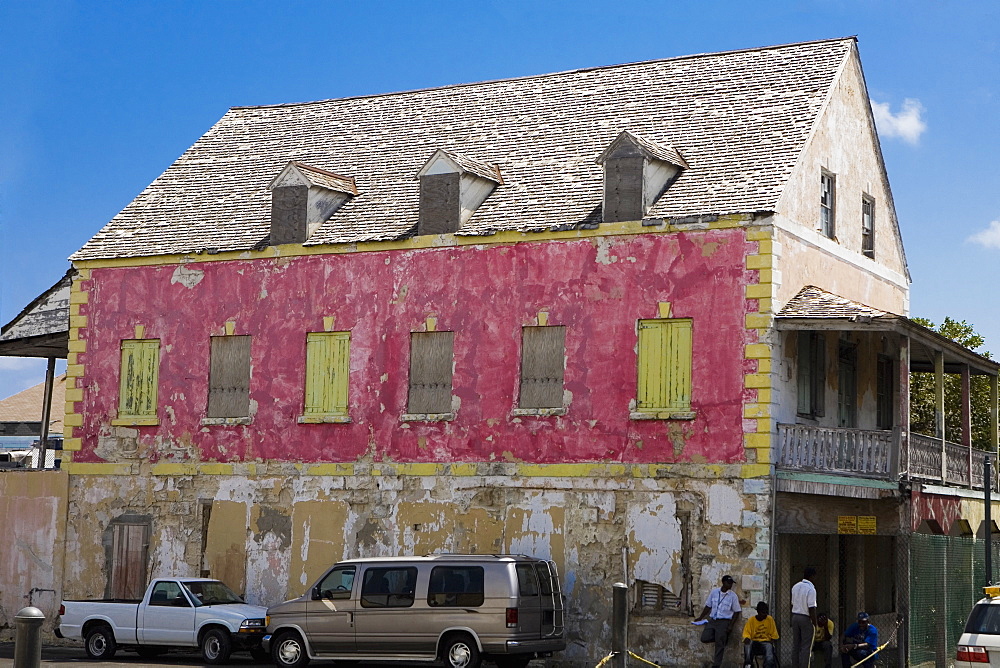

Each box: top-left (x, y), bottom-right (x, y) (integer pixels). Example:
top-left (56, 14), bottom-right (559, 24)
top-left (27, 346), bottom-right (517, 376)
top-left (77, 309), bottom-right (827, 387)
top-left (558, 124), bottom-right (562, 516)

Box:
top-left (838, 516), bottom-right (858, 534)
top-left (858, 516), bottom-right (877, 535)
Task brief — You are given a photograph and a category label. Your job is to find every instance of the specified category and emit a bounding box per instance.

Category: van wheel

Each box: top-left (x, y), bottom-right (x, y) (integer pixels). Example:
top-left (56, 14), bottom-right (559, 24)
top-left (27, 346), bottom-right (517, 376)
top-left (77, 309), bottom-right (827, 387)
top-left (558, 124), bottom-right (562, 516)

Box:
top-left (85, 625), bottom-right (117, 660)
top-left (494, 657), bottom-right (531, 668)
top-left (443, 634), bottom-right (481, 668)
top-left (273, 630), bottom-right (311, 668)
top-left (201, 628), bottom-right (233, 664)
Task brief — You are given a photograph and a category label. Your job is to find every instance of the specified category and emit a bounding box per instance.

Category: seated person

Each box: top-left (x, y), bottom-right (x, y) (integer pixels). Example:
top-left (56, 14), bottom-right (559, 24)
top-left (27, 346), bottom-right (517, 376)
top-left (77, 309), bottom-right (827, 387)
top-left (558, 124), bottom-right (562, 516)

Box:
top-left (742, 601), bottom-right (778, 668)
top-left (812, 612), bottom-right (835, 667)
top-left (841, 612), bottom-right (879, 668)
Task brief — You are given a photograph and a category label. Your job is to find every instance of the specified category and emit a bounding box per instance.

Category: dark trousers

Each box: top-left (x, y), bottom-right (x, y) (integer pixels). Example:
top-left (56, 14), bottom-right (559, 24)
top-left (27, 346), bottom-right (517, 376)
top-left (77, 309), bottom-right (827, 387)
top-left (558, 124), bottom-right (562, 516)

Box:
top-left (700, 618), bottom-right (732, 668)
top-left (812, 640), bottom-right (833, 667)
top-left (743, 640), bottom-right (776, 667)
top-left (841, 647), bottom-right (873, 667)
top-left (790, 614), bottom-right (813, 668)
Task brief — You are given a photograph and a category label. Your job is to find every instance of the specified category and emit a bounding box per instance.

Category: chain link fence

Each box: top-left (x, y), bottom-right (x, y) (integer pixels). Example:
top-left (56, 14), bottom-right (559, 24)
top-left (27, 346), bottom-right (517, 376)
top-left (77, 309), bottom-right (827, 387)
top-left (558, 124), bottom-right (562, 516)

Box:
top-left (909, 534), bottom-right (1000, 667)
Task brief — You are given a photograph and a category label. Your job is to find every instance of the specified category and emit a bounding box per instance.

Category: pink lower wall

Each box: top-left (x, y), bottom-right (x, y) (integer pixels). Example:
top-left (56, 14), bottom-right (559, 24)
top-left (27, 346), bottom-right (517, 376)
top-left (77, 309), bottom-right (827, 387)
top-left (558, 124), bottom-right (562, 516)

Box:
top-left (74, 230), bottom-right (759, 465)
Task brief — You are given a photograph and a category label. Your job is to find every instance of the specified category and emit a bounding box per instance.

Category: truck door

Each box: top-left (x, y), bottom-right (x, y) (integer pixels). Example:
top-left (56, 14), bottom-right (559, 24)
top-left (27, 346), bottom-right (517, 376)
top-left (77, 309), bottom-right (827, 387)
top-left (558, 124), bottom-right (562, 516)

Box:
top-left (306, 565), bottom-right (357, 654)
top-left (138, 581), bottom-right (197, 645)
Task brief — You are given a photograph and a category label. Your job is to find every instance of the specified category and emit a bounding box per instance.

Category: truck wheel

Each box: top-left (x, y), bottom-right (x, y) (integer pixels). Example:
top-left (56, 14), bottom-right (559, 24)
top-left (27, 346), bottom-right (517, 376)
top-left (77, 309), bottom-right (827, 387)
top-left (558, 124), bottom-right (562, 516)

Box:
top-left (272, 630), bottom-right (310, 668)
top-left (443, 634), bottom-right (481, 668)
top-left (85, 625), bottom-right (117, 660)
top-left (201, 628), bottom-right (233, 664)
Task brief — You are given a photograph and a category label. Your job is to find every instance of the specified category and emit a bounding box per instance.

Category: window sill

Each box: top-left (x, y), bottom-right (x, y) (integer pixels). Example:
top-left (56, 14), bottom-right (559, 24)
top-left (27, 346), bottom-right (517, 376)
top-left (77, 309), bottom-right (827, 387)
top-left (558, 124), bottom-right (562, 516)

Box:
top-left (401, 413), bottom-right (455, 423)
top-left (201, 417), bottom-right (252, 426)
top-left (511, 407), bottom-right (567, 417)
top-left (630, 411), bottom-right (696, 421)
top-left (298, 415), bottom-right (352, 424)
top-left (111, 417), bottom-right (160, 426)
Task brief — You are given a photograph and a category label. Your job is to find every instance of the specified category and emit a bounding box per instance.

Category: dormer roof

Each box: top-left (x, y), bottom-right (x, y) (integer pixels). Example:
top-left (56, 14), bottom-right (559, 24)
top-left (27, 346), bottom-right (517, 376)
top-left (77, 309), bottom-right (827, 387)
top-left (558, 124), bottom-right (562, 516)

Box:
top-left (268, 161), bottom-right (358, 195)
top-left (71, 37), bottom-right (859, 260)
top-left (417, 149), bottom-right (503, 184)
top-left (596, 131), bottom-right (688, 170)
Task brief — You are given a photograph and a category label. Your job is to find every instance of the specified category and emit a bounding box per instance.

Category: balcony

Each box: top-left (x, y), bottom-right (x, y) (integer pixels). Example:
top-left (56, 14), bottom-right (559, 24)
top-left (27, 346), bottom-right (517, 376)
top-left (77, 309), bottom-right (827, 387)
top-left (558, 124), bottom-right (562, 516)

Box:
top-left (777, 424), bottom-right (997, 490)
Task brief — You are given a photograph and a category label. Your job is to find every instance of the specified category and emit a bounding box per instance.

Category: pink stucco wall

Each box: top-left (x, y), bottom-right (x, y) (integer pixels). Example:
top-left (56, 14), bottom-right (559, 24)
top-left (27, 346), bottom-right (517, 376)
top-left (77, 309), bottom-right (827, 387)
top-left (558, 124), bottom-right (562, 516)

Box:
top-left (74, 230), bottom-right (759, 465)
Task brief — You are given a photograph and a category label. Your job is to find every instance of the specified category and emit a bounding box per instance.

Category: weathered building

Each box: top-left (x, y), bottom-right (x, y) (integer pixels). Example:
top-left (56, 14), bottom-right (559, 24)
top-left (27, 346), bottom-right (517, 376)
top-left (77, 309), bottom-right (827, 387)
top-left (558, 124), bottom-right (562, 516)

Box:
top-left (2, 37), bottom-right (997, 666)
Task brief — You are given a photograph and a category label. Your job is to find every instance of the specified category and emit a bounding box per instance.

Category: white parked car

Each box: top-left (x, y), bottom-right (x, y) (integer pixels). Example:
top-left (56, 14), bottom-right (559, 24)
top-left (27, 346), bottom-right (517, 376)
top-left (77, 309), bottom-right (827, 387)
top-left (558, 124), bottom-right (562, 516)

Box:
top-left (957, 586), bottom-right (1000, 666)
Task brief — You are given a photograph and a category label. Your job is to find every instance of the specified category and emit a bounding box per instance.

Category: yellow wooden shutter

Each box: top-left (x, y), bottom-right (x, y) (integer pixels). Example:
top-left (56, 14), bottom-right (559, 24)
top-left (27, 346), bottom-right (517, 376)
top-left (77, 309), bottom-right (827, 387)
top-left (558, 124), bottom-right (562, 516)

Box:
top-left (119, 339), bottom-right (159, 418)
top-left (637, 319), bottom-right (692, 412)
top-left (305, 332), bottom-right (350, 416)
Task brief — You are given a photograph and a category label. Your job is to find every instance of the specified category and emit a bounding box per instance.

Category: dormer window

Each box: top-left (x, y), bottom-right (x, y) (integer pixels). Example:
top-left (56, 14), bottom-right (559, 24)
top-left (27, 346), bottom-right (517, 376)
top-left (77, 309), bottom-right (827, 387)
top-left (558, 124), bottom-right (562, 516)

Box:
top-left (597, 131), bottom-right (687, 223)
top-left (416, 149), bottom-right (502, 236)
top-left (267, 162), bottom-right (357, 245)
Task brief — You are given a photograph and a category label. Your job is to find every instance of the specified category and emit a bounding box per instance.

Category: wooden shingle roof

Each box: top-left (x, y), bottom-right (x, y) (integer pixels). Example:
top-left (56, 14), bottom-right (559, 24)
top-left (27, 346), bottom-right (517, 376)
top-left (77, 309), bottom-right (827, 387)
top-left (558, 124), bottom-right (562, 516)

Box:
top-left (71, 38), bottom-right (856, 261)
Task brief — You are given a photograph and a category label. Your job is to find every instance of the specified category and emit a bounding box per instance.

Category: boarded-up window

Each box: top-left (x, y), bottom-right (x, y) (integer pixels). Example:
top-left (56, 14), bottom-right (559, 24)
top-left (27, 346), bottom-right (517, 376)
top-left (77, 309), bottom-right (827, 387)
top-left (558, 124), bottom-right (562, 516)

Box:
top-left (636, 319), bottom-right (692, 413)
top-left (408, 331), bottom-right (454, 414)
top-left (207, 335), bottom-right (251, 418)
top-left (519, 326), bottom-right (566, 409)
top-left (118, 339), bottom-right (159, 418)
top-left (109, 521), bottom-right (149, 600)
top-left (304, 332), bottom-right (350, 416)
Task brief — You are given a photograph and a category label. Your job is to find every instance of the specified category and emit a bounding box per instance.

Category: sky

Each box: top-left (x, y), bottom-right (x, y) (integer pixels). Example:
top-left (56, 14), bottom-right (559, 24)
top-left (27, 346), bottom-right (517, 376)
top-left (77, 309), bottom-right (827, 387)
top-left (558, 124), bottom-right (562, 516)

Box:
top-left (1, 0), bottom-right (998, 399)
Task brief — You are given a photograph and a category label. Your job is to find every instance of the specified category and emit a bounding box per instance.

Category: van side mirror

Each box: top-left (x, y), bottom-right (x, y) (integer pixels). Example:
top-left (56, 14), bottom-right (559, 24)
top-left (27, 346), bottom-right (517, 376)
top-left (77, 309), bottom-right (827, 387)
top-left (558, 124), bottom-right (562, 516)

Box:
top-left (312, 586), bottom-right (322, 601)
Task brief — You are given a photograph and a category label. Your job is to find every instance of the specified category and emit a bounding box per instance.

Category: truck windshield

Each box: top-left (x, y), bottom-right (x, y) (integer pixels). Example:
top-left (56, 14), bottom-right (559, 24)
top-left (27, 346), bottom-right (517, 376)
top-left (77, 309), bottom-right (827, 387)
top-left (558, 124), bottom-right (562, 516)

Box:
top-left (182, 580), bottom-right (244, 607)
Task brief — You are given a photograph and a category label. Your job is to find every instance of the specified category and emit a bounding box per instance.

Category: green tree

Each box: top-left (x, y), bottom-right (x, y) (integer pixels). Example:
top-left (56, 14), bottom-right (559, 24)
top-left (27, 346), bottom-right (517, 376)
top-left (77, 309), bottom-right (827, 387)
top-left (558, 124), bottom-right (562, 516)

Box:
top-left (909, 317), bottom-right (995, 449)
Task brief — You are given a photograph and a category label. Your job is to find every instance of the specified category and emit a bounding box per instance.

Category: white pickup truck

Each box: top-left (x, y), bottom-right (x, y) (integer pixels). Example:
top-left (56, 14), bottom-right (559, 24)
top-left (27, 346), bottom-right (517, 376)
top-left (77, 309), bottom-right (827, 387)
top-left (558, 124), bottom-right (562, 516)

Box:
top-left (56, 578), bottom-right (268, 664)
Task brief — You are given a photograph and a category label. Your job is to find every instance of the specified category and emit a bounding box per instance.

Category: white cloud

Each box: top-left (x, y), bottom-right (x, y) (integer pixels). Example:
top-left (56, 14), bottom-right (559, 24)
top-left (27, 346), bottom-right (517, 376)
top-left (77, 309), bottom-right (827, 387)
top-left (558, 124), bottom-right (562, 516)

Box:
top-left (871, 98), bottom-right (926, 145)
top-left (968, 219), bottom-right (1000, 249)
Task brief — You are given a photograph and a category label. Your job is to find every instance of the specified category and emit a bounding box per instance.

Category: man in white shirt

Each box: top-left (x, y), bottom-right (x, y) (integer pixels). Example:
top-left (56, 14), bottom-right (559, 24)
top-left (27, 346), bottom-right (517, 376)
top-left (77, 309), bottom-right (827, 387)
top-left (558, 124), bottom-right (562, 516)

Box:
top-left (790, 566), bottom-right (819, 668)
top-left (694, 574), bottom-right (742, 668)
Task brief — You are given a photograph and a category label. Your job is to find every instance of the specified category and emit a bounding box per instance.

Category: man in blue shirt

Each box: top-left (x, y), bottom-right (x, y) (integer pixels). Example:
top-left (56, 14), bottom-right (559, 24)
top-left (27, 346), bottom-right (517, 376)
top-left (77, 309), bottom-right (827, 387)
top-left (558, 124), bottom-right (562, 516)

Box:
top-left (840, 612), bottom-right (879, 667)
top-left (694, 575), bottom-right (742, 668)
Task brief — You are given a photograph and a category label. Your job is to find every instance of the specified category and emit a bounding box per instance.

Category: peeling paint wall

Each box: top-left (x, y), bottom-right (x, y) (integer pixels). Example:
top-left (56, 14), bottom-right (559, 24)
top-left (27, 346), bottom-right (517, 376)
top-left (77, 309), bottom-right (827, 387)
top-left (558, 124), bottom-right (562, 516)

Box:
top-left (70, 230), bottom-right (755, 467)
top-left (62, 468), bottom-right (770, 666)
top-left (0, 471), bottom-right (68, 638)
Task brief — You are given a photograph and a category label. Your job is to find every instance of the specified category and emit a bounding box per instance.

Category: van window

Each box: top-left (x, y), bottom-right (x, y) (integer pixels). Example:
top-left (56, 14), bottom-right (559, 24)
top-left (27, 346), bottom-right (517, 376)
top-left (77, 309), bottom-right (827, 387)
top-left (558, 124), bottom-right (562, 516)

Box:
top-left (534, 563), bottom-right (555, 595)
top-left (428, 566), bottom-right (485, 607)
top-left (317, 566), bottom-right (356, 600)
top-left (516, 564), bottom-right (539, 596)
top-left (361, 567), bottom-right (418, 608)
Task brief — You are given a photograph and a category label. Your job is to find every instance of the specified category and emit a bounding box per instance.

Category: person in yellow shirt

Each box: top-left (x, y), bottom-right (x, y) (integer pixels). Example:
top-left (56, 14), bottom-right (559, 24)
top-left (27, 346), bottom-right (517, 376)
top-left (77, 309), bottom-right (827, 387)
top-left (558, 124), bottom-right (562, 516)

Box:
top-left (742, 601), bottom-right (779, 668)
top-left (812, 612), bottom-right (835, 667)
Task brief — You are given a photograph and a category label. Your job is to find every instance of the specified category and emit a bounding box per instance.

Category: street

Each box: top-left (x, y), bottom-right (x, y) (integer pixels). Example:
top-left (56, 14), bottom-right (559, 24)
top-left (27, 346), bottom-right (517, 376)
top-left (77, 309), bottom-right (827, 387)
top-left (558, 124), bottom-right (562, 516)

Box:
top-left (0, 643), bottom-right (262, 667)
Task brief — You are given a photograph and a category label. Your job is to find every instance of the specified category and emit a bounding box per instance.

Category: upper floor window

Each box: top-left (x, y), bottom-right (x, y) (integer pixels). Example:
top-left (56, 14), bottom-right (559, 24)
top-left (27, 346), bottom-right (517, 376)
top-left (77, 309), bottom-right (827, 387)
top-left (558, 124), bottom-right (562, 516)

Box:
top-left (861, 195), bottom-right (875, 259)
top-left (519, 326), bottom-right (566, 410)
top-left (116, 339), bottom-right (160, 425)
top-left (207, 335), bottom-right (251, 419)
top-left (301, 332), bottom-right (350, 422)
top-left (797, 331), bottom-right (826, 418)
top-left (635, 318), bottom-right (693, 418)
top-left (407, 331), bottom-right (454, 415)
top-left (820, 171), bottom-right (836, 238)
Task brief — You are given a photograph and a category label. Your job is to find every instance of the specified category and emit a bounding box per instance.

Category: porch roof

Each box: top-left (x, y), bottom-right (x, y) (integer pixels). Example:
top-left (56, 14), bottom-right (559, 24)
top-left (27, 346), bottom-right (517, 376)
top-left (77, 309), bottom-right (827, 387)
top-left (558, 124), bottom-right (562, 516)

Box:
top-left (775, 286), bottom-right (998, 376)
top-left (0, 271), bottom-right (71, 359)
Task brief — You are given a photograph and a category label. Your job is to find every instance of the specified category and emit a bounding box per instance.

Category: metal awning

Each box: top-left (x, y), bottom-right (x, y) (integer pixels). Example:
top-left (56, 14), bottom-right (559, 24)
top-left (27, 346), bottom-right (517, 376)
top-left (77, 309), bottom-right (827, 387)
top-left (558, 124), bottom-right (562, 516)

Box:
top-left (0, 271), bottom-right (72, 359)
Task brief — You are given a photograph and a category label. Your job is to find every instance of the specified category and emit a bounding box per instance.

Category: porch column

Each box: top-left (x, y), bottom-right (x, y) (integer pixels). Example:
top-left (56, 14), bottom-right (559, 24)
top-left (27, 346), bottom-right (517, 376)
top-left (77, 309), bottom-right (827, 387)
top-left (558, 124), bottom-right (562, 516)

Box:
top-left (963, 364), bottom-right (972, 488)
top-left (992, 374), bottom-right (999, 453)
top-left (895, 335), bottom-right (910, 480)
top-left (36, 357), bottom-right (56, 470)
top-left (936, 350), bottom-right (946, 480)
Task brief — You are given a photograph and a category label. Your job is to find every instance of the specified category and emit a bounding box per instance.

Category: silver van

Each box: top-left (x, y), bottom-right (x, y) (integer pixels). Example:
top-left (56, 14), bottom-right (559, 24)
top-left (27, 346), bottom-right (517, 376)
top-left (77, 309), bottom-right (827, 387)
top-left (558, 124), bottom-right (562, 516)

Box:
top-left (263, 554), bottom-right (565, 668)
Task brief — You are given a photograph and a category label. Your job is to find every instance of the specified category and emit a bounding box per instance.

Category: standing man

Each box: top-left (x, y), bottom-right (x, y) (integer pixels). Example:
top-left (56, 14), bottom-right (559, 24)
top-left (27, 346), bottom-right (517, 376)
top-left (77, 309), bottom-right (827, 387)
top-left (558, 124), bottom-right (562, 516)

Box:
top-left (790, 566), bottom-right (818, 668)
top-left (694, 574), bottom-right (742, 668)
top-left (840, 612), bottom-right (879, 668)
